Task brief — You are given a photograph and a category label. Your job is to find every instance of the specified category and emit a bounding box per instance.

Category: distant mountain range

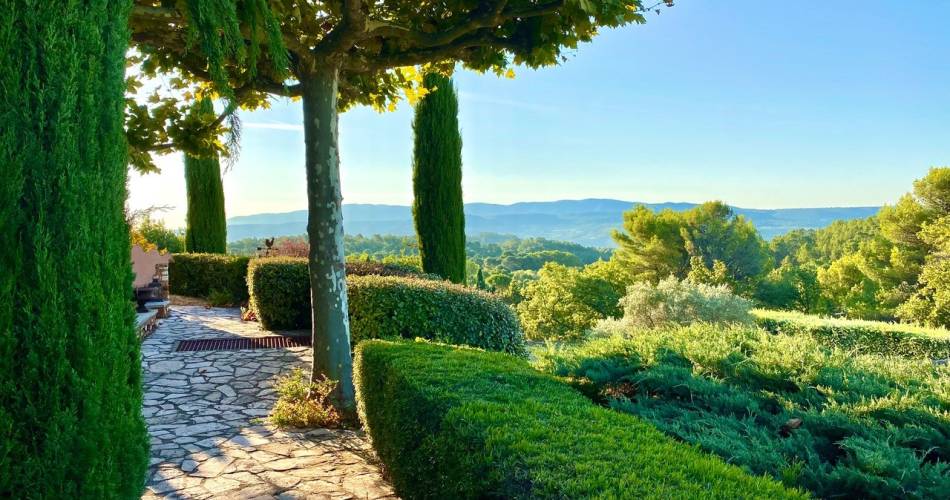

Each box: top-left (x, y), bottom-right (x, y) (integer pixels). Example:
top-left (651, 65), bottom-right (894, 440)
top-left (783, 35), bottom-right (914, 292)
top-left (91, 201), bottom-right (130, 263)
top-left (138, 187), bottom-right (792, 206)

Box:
top-left (227, 199), bottom-right (880, 248)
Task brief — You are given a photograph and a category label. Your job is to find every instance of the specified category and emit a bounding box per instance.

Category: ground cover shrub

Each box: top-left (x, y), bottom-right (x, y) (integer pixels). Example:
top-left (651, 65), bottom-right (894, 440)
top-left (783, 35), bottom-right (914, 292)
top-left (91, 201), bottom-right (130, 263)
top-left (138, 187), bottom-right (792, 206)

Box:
top-left (754, 309), bottom-right (950, 359)
top-left (536, 323), bottom-right (950, 498)
top-left (248, 259), bottom-right (525, 355)
top-left (269, 368), bottom-right (344, 428)
top-left (354, 340), bottom-right (803, 500)
top-left (621, 276), bottom-right (755, 329)
top-left (169, 253), bottom-right (251, 303)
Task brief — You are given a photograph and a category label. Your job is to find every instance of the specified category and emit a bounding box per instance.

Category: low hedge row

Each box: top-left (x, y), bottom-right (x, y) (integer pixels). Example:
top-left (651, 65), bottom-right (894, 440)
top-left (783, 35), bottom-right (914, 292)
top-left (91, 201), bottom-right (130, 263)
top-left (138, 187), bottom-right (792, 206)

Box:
top-left (168, 254), bottom-right (433, 305)
top-left (754, 309), bottom-right (950, 359)
top-left (354, 340), bottom-right (804, 499)
top-left (345, 259), bottom-right (439, 279)
top-left (169, 253), bottom-right (251, 302)
top-left (247, 258), bottom-right (525, 355)
top-left (245, 257), bottom-right (434, 330)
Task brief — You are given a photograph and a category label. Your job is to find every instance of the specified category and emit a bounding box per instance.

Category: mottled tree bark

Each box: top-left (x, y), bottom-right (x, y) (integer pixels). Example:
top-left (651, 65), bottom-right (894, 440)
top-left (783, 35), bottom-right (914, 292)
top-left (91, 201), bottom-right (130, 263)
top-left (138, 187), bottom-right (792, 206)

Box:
top-left (300, 65), bottom-right (356, 409)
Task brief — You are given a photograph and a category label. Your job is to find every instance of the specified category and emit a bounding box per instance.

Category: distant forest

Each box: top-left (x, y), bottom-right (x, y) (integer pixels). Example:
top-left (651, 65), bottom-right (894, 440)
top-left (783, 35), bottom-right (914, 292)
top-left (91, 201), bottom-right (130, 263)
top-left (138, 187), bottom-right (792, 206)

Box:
top-left (223, 168), bottom-right (949, 330)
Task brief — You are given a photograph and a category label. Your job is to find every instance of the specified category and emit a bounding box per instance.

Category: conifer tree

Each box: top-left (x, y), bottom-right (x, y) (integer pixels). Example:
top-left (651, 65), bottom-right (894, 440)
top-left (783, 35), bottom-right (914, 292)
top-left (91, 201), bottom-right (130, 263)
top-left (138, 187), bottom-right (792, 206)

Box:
top-left (413, 74), bottom-right (466, 284)
top-left (184, 98), bottom-right (228, 253)
top-left (0, 0), bottom-right (148, 496)
top-left (476, 267), bottom-right (490, 291)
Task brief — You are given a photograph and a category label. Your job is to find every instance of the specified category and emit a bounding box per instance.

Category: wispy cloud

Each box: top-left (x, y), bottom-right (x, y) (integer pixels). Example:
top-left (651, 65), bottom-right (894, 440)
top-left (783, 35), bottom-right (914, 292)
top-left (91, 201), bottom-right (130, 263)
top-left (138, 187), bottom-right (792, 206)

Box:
top-left (243, 121), bottom-right (304, 132)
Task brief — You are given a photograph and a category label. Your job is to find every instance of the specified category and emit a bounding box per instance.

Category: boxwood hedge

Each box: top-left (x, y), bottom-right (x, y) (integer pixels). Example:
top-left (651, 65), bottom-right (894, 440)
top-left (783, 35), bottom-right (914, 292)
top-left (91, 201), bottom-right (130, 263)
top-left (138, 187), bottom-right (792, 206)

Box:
top-left (354, 340), bottom-right (805, 500)
top-left (246, 257), bottom-right (310, 329)
top-left (246, 257), bottom-right (435, 330)
top-left (169, 253), bottom-right (251, 302)
top-left (247, 258), bottom-right (525, 355)
top-left (754, 309), bottom-right (950, 359)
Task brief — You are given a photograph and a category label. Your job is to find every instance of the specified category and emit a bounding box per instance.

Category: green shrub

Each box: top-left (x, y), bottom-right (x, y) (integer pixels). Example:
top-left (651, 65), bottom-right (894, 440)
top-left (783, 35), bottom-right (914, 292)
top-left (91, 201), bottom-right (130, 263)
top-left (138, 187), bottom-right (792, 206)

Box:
top-left (246, 257), bottom-right (437, 330)
top-left (620, 276), bottom-right (754, 329)
top-left (536, 323), bottom-right (950, 498)
top-left (246, 257), bottom-right (310, 329)
top-left (207, 289), bottom-right (238, 307)
top-left (248, 259), bottom-right (524, 355)
top-left (516, 262), bottom-right (624, 341)
top-left (354, 340), bottom-right (804, 500)
top-left (269, 368), bottom-right (343, 429)
top-left (754, 309), bottom-right (950, 359)
top-left (348, 275), bottom-right (525, 356)
top-left (346, 259), bottom-right (437, 279)
top-left (169, 253), bottom-right (251, 302)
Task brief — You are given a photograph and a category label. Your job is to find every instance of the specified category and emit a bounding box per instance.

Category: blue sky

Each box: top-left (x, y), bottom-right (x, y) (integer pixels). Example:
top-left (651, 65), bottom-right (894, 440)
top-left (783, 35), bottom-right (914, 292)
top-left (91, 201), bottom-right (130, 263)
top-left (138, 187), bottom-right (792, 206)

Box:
top-left (129, 0), bottom-right (950, 228)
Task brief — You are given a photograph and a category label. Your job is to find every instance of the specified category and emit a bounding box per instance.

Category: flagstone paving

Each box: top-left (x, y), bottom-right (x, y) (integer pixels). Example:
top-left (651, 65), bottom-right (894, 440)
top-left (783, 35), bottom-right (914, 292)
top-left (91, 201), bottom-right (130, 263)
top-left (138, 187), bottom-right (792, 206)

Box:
top-left (141, 306), bottom-right (395, 499)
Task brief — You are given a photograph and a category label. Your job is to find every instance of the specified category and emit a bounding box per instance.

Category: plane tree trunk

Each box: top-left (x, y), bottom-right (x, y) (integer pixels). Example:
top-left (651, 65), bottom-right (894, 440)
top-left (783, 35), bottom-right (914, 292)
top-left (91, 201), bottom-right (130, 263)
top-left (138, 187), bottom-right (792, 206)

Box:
top-left (299, 64), bottom-right (355, 410)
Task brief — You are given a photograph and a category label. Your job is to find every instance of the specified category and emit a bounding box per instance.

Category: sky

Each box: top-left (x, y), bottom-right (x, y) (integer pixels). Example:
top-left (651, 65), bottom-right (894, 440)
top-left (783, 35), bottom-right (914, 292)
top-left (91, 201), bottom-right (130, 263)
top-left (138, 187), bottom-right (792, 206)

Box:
top-left (128, 0), bottom-right (950, 229)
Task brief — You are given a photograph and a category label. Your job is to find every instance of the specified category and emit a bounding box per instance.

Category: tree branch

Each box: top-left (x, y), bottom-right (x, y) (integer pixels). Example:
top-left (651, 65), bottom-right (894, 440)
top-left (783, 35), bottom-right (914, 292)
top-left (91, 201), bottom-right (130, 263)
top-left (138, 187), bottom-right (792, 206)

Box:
top-left (503, 0), bottom-right (564, 19)
top-left (350, 0), bottom-right (570, 72)
top-left (350, 31), bottom-right (522, 72)
top-left (311, 0), bottom-right (367, 63)
top-left (362, 1), bottom-right (509, 49)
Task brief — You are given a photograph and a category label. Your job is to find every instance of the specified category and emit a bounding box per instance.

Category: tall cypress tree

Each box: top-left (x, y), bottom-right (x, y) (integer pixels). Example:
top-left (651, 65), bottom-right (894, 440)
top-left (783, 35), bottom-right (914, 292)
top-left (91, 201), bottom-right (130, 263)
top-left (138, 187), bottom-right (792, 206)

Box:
top-left (412, 73), bottom-right (466, 284)
top-left (0, 0), bottom-right (148, 497)
top-left (184, 98), bottom-right (228, 253)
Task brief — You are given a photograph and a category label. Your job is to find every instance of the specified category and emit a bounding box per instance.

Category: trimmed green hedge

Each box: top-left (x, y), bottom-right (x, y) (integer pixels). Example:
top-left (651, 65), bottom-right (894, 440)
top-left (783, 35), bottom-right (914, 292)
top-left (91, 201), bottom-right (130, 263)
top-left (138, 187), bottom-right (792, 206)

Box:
top-left (248, 258), bottom-right (524, 355)
top-left (246, 257), bottom-right (436, 330)
top-left (169, 255), bottom-right (430, 306)
top-left (354, 340), bottom-right (805, 500)
top-left (247, 257), bottom-right (310, 329)
top-left (348, 275), bottom-right (525, 356)
top-left (346, 259), bottom-right (436, 279)
top-left (169, 253), bottom-right (251, 302)
top-left (754, 309), bottom-right (950, 359)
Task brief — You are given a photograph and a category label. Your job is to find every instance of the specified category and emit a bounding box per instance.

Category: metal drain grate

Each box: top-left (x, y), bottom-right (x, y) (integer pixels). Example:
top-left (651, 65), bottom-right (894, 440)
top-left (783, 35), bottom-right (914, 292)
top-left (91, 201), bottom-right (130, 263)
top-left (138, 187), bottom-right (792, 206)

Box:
top-left (175, 336), bottom-right (311, 352)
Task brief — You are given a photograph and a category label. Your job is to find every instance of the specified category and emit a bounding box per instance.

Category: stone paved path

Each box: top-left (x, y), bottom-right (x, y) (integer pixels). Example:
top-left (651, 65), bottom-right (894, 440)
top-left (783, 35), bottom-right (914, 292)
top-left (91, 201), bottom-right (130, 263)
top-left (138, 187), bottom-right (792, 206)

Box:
top-left (141, 306), bottom-right (395, 499)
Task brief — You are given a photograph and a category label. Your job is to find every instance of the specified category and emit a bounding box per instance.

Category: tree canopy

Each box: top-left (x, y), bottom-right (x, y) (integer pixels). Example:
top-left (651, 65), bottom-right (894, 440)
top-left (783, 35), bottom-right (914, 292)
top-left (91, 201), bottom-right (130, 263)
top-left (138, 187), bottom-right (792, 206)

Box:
top-left (767, 168), bottom-right (950, 326)
top-left (612, 201), bottom-right (772, 292)
top-left (128, 0), bottom-right (657, 134)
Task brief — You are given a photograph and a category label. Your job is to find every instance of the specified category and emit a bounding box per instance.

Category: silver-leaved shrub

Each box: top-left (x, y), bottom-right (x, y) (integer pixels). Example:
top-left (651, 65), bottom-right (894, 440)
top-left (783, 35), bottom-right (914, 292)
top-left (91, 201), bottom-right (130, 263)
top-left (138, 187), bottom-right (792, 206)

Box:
top-left (619, 276), bottom-right (754, 329)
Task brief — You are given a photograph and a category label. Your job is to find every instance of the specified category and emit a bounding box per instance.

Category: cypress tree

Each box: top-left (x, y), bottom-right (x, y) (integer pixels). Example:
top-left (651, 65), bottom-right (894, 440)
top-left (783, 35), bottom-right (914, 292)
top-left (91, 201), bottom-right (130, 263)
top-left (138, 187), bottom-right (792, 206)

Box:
top-left (476, 267), bottom-right (490, 291)
top-left (412, 73), bottom-right (466, 284)
top-left (0, 0), bottom-right (148, 497)
top-left (184, 98), bottom-right (228, 253)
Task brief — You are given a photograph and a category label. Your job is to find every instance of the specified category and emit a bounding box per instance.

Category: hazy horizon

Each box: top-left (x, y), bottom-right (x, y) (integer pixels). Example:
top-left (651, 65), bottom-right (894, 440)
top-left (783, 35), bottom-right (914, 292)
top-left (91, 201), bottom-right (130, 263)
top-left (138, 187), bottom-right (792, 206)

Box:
top-left (226, 197), bottom-right (884, 223)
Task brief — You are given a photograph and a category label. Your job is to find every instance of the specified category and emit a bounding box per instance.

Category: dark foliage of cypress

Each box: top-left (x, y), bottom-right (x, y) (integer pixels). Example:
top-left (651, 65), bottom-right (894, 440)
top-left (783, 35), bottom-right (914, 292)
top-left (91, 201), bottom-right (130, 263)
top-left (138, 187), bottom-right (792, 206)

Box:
top-left (412, 73), bottom-right (466, 284)
top-left (0, 1), bottom-right (148, 497)
top-left (184, 98), bottom-right (228, 253)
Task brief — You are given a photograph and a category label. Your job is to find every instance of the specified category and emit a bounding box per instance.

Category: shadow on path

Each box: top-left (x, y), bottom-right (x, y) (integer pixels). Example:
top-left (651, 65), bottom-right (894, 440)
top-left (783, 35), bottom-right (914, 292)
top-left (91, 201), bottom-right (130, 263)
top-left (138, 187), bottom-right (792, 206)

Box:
top-left (141, 306), bottom-right (395, 499)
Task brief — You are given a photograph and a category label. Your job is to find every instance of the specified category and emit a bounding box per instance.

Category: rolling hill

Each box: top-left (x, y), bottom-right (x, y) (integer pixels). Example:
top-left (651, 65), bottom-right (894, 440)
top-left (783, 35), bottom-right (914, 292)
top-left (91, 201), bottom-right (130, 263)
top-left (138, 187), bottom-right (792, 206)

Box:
top-left (226, 199), bottom-right (880, 248)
